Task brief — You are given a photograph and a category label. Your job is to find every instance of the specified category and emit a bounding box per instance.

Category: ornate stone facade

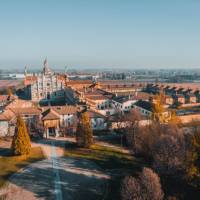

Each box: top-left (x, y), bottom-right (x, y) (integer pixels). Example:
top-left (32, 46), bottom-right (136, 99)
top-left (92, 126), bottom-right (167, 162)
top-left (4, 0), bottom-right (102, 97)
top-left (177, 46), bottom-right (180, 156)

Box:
top-left (24, 59), bottom-right (67, 102)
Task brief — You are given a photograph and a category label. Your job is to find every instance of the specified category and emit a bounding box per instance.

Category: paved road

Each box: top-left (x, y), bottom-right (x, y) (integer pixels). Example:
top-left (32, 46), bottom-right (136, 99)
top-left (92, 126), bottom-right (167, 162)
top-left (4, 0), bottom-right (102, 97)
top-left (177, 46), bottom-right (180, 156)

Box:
top-left (2, 139), bottom-right (109, 200)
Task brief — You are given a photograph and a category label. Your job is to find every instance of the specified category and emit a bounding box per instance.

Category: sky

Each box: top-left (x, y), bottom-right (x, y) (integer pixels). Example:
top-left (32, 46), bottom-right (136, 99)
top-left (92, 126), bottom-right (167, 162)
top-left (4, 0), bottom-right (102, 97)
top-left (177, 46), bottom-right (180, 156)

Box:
top-left (0, 0), bottom-right (200, 70)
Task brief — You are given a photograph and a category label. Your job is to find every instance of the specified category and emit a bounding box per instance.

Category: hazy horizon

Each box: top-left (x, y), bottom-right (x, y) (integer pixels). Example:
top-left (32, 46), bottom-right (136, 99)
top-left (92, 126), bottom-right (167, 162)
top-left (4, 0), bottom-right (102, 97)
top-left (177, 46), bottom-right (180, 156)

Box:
top-left (0, 1), bottom-right (200, 69)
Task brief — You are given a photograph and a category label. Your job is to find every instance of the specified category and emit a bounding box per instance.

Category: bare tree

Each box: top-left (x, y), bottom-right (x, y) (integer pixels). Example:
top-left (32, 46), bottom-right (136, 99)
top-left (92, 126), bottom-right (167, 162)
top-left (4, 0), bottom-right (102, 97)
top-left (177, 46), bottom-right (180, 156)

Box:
top-left (152, 131), bottom-right (186, 175)
top-left (121, 176), bottom-right (142, 200)
top-left (125, 109), bottom-right (142, 148)
top-left (139, 167), bottom-right (164, 200)
top-left (121, 167), bottom-right (164, 200)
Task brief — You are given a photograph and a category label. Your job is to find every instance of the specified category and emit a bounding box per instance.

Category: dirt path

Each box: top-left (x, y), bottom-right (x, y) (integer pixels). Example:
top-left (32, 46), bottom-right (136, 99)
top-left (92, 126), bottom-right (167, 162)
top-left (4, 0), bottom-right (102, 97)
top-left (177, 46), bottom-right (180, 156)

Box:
top-left (2, 139), bottom-right (109, 200)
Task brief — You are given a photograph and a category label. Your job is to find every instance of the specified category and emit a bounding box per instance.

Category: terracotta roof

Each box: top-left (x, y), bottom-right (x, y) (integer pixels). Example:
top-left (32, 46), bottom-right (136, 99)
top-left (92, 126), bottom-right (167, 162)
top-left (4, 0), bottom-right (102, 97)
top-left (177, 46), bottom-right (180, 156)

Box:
top-left (0, 80), bottom-right (21, 88)
top-left (6, 99), bottom-right (34, 109)
top-left (88, 110), bottom-right (106, 119)
top-left (10, 107), bottom-right (41, 115)
top-left (86, 95), bottom-right (108, 101)
top-left (24, 75), bottom-right (37, 86)
top-left (0, 95), bottom-right (8, 102)
top-left (69, 80), bottom-right (93, 85)
top-left (42, 106), bottom-right (77, 115)
top-left (113, 92), bottom-right (151, 103)
top-left (42, 108), bottom-right (60, 120)
top-left (0, 95), bottom-right (16, 106)
top-left (0, 109), bottom-right (15, 121)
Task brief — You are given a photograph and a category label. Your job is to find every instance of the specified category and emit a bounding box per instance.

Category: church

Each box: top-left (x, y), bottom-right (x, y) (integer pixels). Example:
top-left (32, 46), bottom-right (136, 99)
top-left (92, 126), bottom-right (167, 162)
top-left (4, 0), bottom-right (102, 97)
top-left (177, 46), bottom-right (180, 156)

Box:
top-left (24, 59), bottom-right (67, 103)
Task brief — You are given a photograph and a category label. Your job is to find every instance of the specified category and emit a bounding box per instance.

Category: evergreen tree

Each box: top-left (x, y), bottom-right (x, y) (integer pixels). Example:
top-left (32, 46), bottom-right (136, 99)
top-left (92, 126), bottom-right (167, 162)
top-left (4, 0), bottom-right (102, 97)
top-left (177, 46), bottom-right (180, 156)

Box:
top-left (76, 111), bottom-right (93, 148)
top-left (11, 115), bottom-right (31, 155)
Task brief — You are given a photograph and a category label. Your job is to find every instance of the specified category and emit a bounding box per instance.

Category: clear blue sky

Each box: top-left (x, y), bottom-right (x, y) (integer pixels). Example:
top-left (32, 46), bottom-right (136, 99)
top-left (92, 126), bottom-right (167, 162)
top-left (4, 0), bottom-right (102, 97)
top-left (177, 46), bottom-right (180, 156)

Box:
top-left (0, 0), bottom-right (200, 69)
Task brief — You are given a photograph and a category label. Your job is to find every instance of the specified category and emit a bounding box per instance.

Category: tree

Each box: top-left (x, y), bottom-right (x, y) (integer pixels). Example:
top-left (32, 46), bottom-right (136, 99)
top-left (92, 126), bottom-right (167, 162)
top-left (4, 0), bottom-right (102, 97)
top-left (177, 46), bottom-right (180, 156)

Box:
top-left (139, 167), bottom-right (164, 200)
top-left (152, 93), bottom-right (166, 123)
top-left (168, 110), bottom-right (180, 125)
top-left (125, 109), bottom-right (141, 148)
top-left (121, 176), bottom-right (142, 200)
top-left (185, 129), bottom-right (200, 179)
top-left (121, 167), bottom-right (164, 200)
top-left (134, 122), bottom-right (163, 159)
top-left (11, 115), bottom-right (31, 155)
top-left (76, 111), bottom-right (93, 148)
top-left (7, 88), bottom-right (13, 97)
top-left (152, 129), bottom-right (186, 175)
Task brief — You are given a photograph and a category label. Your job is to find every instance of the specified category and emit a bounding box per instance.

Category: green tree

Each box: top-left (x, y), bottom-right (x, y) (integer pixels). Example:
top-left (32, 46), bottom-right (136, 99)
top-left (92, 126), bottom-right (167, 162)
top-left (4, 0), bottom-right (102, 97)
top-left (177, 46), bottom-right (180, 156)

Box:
top-left (11, 115), bottom-right (31, 155)
top-left (76, 111), bottom-right (93, 148)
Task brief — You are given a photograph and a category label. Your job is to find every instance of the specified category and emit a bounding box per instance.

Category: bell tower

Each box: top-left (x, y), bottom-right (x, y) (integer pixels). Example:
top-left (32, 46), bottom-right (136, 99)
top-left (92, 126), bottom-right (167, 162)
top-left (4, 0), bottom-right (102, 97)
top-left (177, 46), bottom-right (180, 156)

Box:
top-left (43, 58), bottom-right (51, 75)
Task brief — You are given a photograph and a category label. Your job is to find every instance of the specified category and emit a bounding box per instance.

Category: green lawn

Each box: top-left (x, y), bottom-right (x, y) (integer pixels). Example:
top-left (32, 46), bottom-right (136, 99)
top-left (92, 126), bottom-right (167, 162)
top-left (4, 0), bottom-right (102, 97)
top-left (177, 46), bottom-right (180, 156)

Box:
top-left (65, 144), bottom-right (143, 170)
top-left (0, 147), bottom-right (45, 188)
top-left (65, 143), bottom-right (144, 200)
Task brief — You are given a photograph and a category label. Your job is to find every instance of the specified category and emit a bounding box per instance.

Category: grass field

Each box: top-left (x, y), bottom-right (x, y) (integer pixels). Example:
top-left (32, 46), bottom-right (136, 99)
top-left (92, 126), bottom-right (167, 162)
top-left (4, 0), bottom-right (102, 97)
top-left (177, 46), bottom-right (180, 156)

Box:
top-left (64, 144), bottom-right (143, 169)
top-left (0, 147), bottom-right (45, 188)
top-left (65, 143), bottom-right (144, 200)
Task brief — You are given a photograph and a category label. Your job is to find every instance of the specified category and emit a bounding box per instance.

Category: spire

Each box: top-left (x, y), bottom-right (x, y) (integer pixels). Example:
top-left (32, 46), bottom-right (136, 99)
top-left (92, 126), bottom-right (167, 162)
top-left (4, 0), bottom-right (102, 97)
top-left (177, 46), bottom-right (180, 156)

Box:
top-left (43, 58), bottom-right (51, 75)
top-left (24, 65), bottom-right (27, 76)
top-left (65, 66), bottom-right (68, 74)
top-left (64, 66), bottom-right (69, 82)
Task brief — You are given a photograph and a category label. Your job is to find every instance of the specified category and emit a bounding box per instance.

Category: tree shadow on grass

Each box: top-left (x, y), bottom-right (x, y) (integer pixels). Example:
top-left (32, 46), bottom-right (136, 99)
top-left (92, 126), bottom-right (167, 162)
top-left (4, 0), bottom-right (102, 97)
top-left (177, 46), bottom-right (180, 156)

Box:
top-left (7, 157), bottom-right (108, 200)
top-left (0, 147), bottom-right (12, 157)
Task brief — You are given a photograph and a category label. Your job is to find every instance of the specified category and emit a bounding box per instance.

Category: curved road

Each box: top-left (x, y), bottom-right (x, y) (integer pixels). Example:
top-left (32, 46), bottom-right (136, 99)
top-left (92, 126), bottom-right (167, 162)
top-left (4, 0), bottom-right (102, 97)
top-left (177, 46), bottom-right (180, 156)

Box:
top-left (3, 139), bottom-right (109, 200)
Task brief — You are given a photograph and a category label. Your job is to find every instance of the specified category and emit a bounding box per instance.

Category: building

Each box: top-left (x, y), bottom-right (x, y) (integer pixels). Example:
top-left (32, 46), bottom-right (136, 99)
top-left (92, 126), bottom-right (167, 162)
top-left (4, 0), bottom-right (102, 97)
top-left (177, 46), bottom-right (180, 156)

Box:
top-left (112, 92), bottom-right (151, 113)
top-left (0, 109), bottom-right (16, 137)
top-left (134, 100), bottom-right (171, 122)
top-left (41, 105), bottom-right (77, 138)
top-left (88, 110), bottom-right (107, 130)
top-left (24, 59), bottom-right (67, 103)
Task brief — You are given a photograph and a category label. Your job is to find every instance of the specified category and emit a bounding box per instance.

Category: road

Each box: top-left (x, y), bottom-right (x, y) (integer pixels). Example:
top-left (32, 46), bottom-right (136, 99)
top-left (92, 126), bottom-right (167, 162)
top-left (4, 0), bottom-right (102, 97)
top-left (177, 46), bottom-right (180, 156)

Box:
top-left (2, 139), bottom-right (109, 200)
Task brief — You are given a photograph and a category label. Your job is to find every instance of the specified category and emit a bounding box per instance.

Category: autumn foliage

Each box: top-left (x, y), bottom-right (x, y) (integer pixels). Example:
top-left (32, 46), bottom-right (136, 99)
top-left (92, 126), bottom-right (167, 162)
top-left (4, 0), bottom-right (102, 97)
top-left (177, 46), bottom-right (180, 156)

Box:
top-left (11, 115), bottom-right (31, 155)
top-left (76, 111), bottom-right (93, 148)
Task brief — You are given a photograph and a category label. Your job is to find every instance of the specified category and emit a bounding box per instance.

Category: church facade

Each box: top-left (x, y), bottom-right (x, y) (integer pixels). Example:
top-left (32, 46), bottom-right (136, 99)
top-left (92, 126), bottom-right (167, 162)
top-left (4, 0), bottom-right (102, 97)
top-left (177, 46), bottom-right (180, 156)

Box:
top-left (24, 59), bottom-right (67, 102)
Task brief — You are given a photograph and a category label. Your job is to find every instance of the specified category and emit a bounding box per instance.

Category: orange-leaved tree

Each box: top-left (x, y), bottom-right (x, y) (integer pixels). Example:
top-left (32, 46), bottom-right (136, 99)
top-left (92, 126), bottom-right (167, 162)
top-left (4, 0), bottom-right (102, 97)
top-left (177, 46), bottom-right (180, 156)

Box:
top-left (76, 111), bottom-right (93, 148)
top-left (11, 115), bottom-right (31, 155)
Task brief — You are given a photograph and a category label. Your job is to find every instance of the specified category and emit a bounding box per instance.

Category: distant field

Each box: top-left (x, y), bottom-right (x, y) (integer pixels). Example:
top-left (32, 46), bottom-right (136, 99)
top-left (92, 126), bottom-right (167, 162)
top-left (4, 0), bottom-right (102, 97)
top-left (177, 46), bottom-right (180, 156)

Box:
top-left (0, 80), bottom-right (22, 90)
top-left (154, 82), bottom-right (200, 91)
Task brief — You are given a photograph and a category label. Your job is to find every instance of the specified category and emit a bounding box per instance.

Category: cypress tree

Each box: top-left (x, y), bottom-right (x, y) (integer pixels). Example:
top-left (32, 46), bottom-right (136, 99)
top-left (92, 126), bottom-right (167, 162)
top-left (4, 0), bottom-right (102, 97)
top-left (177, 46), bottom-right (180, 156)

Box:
top-left (11, 115), bottom-right (31, 155)
top-left (76, 111), bottom-right (93, 148)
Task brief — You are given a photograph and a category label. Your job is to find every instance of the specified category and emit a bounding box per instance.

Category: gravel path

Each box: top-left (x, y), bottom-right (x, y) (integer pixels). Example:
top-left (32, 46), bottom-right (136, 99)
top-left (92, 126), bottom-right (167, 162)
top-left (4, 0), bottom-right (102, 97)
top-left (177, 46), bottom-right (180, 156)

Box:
top-left (2, 139), bottom-right (109, 200)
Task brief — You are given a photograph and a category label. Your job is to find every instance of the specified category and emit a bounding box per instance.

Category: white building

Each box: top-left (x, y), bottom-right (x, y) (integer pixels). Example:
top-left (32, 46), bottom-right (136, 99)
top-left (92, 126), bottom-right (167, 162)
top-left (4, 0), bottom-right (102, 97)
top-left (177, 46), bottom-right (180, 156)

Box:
top-left (88, 110), bottom-right (107, 130)
top-left (24, 59), bottom-right (67, 102)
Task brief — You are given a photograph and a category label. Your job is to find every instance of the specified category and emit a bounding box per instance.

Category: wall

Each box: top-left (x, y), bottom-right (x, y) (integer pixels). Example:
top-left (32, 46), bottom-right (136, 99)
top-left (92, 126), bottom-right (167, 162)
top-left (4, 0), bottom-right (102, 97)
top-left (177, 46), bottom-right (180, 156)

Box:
top-left (91, 117), bottom-right (107, 130)
top-left (0, 121), bottom-right (8, 137)
top-left (178, 114), bottom-right (200, 124)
